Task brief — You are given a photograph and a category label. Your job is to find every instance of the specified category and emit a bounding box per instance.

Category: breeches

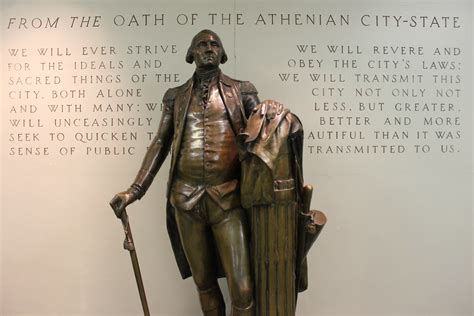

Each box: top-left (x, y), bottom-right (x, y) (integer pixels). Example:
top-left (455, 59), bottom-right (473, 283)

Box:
top-left (174, 193), bottom-right (254, 312)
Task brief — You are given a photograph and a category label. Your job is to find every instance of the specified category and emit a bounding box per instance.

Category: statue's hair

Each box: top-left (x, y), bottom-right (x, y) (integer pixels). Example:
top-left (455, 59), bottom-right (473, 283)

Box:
top-left (185, 29), bottom-right (228, 64)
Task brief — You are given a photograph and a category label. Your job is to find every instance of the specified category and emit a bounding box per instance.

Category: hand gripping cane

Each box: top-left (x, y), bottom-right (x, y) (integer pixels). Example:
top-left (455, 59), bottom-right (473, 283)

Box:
top-left (110, 203), bottom-right (150, 316)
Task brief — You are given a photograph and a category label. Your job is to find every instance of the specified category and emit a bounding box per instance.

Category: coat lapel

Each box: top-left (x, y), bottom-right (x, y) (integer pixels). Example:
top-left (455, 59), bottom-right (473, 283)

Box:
top-left (218, 73), bottom-right (245, 135)
top-left (170, 78), bottom-right (193, 178)
top-left (174, 78), bottom-right (193, 132)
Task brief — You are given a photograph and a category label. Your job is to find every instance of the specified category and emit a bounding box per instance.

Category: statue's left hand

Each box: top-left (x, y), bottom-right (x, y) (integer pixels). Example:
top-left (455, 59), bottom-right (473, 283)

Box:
top-left (263, 100), bottom-right (285, 120)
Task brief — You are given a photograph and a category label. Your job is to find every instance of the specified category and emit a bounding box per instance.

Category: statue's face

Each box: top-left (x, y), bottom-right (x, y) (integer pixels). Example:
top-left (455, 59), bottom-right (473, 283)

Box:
top-left (192, 33), bottom-right (223, 69)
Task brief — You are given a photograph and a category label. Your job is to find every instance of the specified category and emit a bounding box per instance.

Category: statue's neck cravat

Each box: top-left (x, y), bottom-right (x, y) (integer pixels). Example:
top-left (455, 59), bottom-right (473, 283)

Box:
top-left (195, 68), bottom-right (220, 106)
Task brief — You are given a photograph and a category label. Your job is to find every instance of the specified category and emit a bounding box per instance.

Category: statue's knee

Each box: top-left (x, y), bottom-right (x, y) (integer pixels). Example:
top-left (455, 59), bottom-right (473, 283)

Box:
top-left (231, 281), bottom-right (254, 309)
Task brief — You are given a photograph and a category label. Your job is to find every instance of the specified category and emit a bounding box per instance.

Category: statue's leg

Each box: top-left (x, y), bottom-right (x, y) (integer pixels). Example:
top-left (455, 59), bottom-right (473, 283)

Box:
top-left (174, 206), bottom-right (225, 316)
top-left (206, 198), bottom-right (255, 316)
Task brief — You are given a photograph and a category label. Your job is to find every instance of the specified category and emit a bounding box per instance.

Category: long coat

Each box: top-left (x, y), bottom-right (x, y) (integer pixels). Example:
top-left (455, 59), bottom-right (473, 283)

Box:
top-left (135, 72), bottom-right (259, 278)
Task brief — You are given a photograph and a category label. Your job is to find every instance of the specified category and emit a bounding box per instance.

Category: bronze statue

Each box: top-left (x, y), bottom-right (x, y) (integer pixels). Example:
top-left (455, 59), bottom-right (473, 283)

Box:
top-left (111, 29), bottom-right (326, 316)
top-left (112, 29), bottom-right (258, 316)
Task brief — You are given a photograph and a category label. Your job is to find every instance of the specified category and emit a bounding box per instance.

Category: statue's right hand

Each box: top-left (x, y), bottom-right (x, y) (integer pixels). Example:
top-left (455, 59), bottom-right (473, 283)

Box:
top-left (110, 188), bottom-right (139, 218)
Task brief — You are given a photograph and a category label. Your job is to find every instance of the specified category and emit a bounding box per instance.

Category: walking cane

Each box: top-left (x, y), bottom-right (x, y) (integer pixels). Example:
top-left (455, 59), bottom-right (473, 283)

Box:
top-left (110, 203), bottom-right (150, 316)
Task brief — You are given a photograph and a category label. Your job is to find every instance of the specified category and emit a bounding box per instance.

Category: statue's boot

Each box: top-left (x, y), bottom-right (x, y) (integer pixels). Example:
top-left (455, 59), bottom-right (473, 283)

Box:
top-left (199, 284), bottom-right (225, 316)
top-left (230, 301), bottom-right (255, 316)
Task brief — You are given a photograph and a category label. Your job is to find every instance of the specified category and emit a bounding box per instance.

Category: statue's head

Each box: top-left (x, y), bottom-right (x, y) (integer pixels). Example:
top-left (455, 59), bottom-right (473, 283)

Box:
top-left (186, 29), bottom-right (228, 69)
